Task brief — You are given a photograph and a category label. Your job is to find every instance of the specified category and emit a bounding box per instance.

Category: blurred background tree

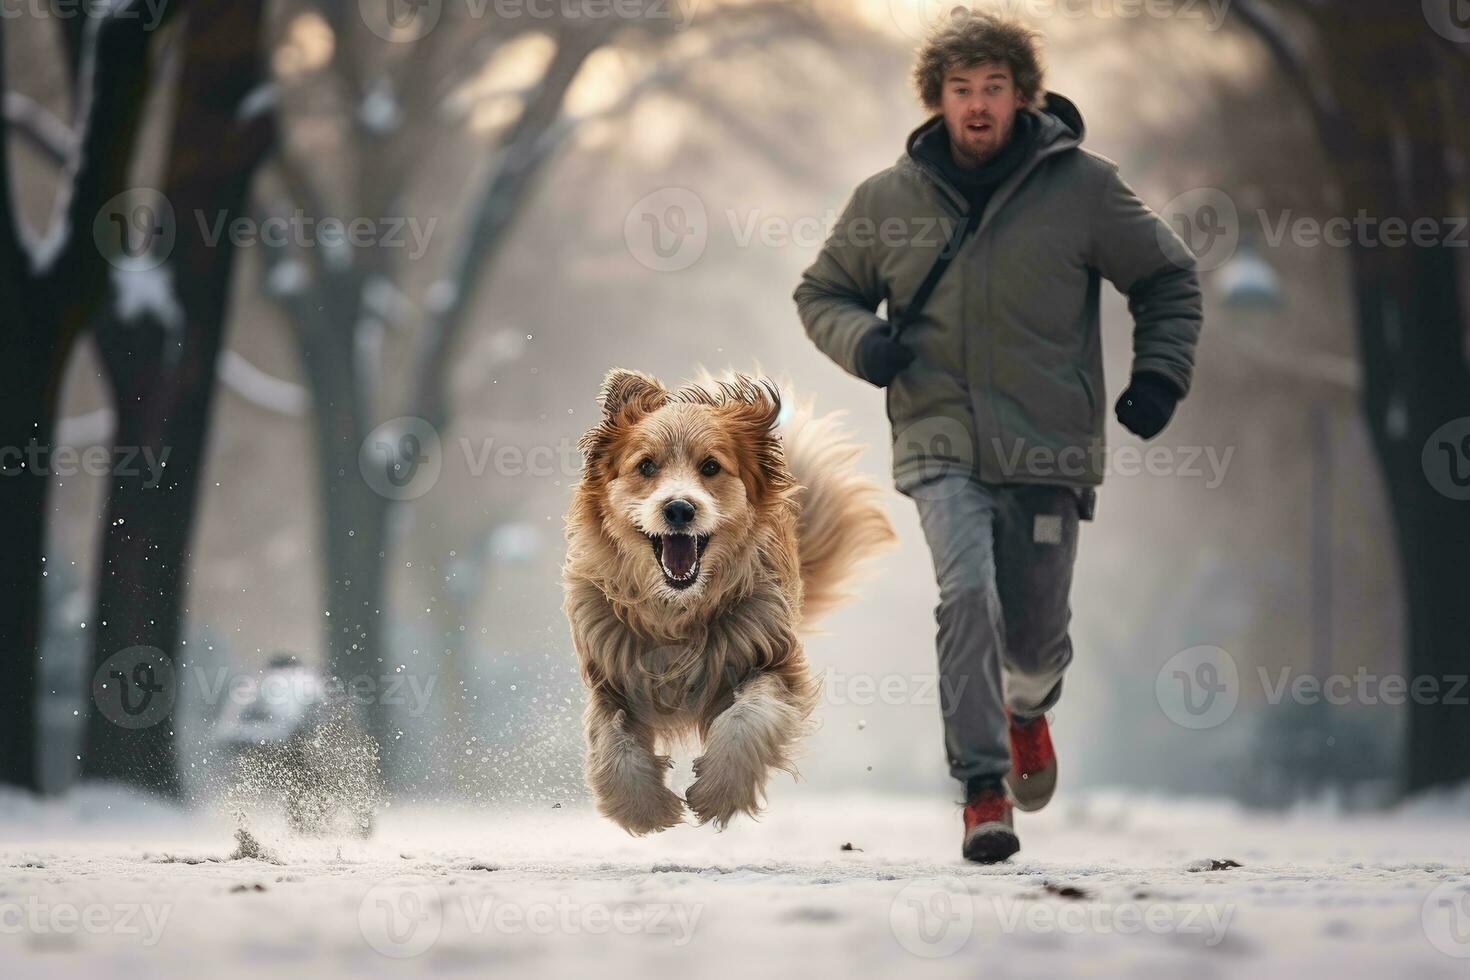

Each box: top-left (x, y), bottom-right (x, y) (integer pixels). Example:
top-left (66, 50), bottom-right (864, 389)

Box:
top-left (0, 0), bottom-right (166, 791)
top-left (1232, 0), bottom-right (1470, 793)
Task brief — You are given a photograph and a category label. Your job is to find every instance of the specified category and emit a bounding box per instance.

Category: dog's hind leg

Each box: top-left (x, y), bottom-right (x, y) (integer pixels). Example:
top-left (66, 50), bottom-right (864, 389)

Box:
top-left (686, 672), bottom-right (808, 829)
top-left (584, 690), bottom-right (686, 835)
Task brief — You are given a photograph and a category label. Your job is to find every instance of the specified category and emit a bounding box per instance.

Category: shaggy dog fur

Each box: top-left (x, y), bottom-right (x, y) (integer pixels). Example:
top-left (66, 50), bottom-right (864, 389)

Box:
top-left (563, 369), bottom-right (894, 834)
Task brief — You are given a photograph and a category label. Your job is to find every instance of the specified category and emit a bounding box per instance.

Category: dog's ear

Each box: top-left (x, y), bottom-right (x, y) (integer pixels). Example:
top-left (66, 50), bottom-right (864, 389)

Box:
top-left (717, 376), bottom-right (795, 503)
top-left (579, 369), bottom-right (669, 471)
top-left (597, 369), bottom-right (669, 421)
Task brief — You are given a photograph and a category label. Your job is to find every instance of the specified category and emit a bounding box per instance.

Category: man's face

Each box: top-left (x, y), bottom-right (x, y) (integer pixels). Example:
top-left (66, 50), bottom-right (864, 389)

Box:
top-left (939, 62), bottom-right (1024, 167)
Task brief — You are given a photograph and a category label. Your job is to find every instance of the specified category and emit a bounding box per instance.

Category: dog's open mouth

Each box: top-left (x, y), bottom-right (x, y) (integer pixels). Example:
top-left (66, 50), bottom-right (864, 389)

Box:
top-left (647, 533), bottom-right (709, 590)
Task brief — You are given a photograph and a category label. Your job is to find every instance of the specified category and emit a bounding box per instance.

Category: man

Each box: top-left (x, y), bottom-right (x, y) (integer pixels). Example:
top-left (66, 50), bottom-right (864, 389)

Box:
top-left (793, 11), bottom-right (1202, 862)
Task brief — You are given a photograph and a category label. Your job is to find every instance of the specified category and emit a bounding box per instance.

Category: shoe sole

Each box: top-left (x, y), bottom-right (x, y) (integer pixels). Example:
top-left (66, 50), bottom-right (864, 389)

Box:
top-left (962, 822), bottom-right (1020, 863)
top-left (1005, 759), bottom-right (1057, 813)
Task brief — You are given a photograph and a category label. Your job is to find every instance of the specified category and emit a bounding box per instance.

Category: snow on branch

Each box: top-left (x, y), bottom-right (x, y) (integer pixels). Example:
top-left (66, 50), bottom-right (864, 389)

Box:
top-left (217, 350), bottom-right (308, 417)
top-left (110, 264), bottom-right (184, 332)
top-left (4, 93), bottom-right (72, 166)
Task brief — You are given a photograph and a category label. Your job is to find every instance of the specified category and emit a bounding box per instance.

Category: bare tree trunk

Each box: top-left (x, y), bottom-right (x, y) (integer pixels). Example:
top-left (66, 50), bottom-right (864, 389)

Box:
top-left (1329, 68), bottom-right (1470, 794)
top-left (0, 359), bottom-right (58, 792)
top-left (1236, 1), bottom-right (1470, 793)
top-left (0, 4), bottom-right (162, 789)
top-left (291, 274), bottom-right (395, 752)
top-left (83, 0), bottom-right (274, 793)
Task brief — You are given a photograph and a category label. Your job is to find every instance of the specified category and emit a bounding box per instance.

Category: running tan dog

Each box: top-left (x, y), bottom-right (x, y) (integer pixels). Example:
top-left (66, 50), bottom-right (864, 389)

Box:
top-left (563, 369), bottom-right (894, 833)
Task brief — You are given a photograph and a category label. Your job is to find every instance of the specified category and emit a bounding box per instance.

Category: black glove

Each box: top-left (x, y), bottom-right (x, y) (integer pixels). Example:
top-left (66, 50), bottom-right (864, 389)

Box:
top-left (856, 329), bottom-right (915, 388)
top-left (1114, 372), bottom-right (1181, 439)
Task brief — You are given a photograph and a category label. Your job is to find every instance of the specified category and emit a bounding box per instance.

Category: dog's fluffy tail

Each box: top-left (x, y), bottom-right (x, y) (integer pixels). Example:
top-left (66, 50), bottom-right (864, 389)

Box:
top-left (781, 397), bottom-right (896, 626)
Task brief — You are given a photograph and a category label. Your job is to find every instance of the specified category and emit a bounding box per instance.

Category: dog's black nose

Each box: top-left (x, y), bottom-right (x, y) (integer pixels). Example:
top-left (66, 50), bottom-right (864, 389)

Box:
top-left (663, 499), bottom-right (696, 529)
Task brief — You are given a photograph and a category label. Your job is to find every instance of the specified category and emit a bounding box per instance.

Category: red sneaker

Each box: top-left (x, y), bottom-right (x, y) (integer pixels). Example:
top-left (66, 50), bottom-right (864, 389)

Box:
top-left (962, 785), bottom-right (1019, 863)
top-left (1005, 713), bottom-right (1058, 813)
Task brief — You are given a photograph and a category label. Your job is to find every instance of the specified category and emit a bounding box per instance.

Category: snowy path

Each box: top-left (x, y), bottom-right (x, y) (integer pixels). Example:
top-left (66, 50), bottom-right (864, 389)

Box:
top-left (2, 787), bottom-right (1468, 979)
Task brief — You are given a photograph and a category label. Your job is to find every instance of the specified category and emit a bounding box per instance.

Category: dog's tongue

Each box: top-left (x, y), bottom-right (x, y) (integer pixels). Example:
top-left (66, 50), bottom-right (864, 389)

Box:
top-left (661, 534), bottom-right (698, 579)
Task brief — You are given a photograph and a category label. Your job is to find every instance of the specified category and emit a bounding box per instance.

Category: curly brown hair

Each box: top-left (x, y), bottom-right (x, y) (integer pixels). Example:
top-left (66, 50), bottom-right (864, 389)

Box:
top-left (911, 9), bottom-right (1046, 113)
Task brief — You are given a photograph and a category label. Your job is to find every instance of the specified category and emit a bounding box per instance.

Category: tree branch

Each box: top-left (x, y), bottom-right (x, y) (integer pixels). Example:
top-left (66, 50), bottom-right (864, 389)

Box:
top-left (3, 93), bottom-right (71, 166)
top-left (36, 0), bottom-right (174, 308)
top-left (407, 12), bottom-right (827, 427)
top-left (1229, 0), bottom-right (1346, 156)
top-left (408, 23), bottom-right (613, 427)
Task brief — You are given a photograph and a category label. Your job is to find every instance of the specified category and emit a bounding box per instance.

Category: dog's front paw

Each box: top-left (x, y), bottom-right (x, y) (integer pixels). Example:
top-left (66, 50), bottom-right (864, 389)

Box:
top-left (587, 710), bottom-right (687, 835)
top-left (609, 778), bottom-right (687, 836)
top-left (685, 755), bottom-right (762, 830)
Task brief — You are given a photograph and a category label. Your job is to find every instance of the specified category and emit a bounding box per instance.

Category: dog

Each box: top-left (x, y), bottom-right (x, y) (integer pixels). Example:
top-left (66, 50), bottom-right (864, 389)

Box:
top-left (563, 369), bottom-right (894, 834)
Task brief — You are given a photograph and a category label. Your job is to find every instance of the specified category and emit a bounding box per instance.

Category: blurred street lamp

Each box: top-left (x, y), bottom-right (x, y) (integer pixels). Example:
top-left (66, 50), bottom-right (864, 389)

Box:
top-left (1217, 241), bottom-right (1284, 312)
top-left (1221, 242), bottom-right (1340, 802)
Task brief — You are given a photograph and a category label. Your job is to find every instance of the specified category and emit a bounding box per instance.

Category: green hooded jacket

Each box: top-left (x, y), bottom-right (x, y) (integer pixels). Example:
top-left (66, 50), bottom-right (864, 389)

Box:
top-left (793, 93), bottom-right (1203, 492)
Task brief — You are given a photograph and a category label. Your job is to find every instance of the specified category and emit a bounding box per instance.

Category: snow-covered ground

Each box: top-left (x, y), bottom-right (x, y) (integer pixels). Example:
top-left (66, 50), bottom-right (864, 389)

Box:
top-left (2, 785), bottom-right (1468, 979)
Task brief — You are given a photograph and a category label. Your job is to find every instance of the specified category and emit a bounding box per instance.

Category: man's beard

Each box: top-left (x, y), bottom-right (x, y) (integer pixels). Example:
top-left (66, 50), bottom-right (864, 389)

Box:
top-left (951, 117), bottom-right (1011, 166)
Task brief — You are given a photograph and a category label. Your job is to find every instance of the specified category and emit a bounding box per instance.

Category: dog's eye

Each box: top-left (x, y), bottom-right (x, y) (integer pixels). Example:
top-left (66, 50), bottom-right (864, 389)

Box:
top-left (699, 458), bottom-right (721, 477)
top-left (638, 458), bottom-right (657, 477)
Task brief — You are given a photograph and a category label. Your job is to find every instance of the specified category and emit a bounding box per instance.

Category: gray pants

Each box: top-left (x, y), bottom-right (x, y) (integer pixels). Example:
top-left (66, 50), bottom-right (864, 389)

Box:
top-left (910, 477), bottom-right (1085, 785)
